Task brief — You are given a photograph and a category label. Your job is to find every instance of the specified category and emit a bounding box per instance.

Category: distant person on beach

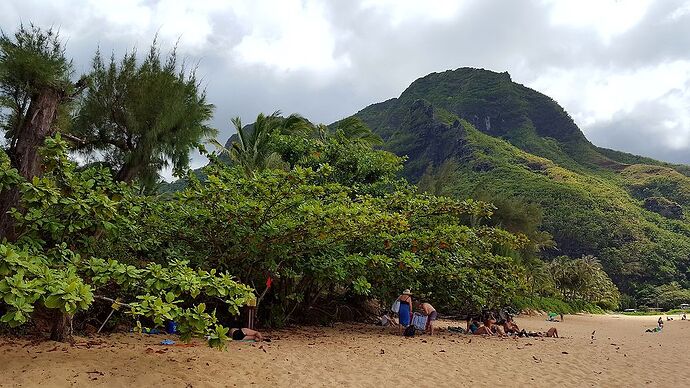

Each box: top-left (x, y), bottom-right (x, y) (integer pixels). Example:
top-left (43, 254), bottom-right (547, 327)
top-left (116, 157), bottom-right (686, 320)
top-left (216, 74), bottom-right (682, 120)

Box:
top-left (503, 316), bottom-right (520, 334)
top-left (419, 302), bottom-right (437, 335)
top-left (231, 327), bottom-right (263, 342)
top-left (473, 315), bottom-right (503, 336)
top-left (468, 318), bottom-right (480, 334)
top-left (658, 317), bottom-right (663, 328)
top-left (683, 314), bottom-right (687, 320)
top-left (397, 289), bottom-right (413, 333)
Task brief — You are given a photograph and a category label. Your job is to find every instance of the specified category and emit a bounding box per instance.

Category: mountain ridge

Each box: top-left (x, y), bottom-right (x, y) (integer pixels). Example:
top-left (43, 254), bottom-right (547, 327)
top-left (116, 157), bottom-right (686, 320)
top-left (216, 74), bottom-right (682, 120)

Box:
top-left (347, 67), bottom-right (690, 294)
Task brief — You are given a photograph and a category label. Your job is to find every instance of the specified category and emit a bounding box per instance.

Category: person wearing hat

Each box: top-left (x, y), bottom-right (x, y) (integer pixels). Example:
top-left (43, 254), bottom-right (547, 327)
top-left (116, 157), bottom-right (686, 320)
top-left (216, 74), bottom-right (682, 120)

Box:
top-left (397, 289), bottom-right (413, 333)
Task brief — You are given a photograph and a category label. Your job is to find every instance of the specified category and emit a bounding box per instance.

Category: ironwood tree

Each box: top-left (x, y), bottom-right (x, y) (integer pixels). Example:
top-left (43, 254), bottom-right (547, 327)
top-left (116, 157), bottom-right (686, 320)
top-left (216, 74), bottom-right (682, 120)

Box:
top-left (72, 41), bottom-right (216, 190)
top-left (0, 24), bottom-right (80, 239)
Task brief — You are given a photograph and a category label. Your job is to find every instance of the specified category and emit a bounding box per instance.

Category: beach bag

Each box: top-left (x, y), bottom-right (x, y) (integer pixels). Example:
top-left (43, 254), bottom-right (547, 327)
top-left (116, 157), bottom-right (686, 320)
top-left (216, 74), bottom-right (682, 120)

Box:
top-left (403, 325), bottom-right (416, 337)
top-left (391, 299), bottom-right (400, 313)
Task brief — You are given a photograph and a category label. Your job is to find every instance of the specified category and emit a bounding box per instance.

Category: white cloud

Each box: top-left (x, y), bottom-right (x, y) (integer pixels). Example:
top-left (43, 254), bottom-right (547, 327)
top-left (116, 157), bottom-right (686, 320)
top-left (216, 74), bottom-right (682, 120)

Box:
top-left (543, 0), bottom-right (653, 43)
top-left (3, 0), bottom-right (690, 171)
top-left (230, 0), bottom-right (349, 74)
top-left (358, 0), bottom-right (466, 27)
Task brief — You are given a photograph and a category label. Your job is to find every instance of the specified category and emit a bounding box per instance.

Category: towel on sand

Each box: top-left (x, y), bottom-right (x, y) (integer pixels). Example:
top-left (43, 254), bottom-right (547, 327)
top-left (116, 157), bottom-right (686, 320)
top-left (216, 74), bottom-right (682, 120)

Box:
top-left (412, 313), bottom-right (428, 331)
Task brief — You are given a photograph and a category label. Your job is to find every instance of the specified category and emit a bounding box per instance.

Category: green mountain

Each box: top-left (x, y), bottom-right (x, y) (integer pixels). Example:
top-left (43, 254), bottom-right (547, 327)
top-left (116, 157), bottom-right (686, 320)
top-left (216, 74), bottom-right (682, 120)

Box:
top-left (349, 67), bottom-right (690, 294)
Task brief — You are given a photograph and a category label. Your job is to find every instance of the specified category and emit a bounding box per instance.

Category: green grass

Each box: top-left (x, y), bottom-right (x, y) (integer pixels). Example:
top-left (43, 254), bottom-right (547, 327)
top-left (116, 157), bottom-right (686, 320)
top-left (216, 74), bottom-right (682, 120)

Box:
top-left (512, 296), bottom-right (605, 314)
top-left (620, 309), bottom-right (689, 316)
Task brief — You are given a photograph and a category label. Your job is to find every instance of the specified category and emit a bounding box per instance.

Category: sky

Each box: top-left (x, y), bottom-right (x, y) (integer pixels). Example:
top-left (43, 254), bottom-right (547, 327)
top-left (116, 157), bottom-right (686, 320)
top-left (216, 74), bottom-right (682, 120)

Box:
top-left (3, 0), bottom-right (690, 176)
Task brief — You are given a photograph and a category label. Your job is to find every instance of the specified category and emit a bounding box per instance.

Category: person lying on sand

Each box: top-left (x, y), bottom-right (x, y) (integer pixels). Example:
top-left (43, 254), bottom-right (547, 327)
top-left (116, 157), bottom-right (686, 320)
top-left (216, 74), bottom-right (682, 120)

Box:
top-left (230, 328), bottom-right (263, 342)
top-left (516, 327), bottom-right (558, 338)
top-left (418, 302), bottom-right (437, 335)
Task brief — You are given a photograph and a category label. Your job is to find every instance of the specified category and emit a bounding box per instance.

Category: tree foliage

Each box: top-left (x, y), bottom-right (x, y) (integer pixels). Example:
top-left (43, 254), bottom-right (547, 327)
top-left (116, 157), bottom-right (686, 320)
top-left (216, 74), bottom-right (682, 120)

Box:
top-left (0, 23), bottom-right (72, 143)
top-left (72, 40), bottom-right (215, 189)
top-left (0, 137), bottom-right (252, 345)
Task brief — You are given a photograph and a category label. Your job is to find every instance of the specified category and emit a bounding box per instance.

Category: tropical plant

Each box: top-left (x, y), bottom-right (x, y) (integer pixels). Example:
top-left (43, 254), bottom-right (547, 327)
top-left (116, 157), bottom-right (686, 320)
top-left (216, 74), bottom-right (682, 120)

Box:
top-left (548, 255), bottom-right (620, 309)
top-left (0, 136), bottom-right (253, 344)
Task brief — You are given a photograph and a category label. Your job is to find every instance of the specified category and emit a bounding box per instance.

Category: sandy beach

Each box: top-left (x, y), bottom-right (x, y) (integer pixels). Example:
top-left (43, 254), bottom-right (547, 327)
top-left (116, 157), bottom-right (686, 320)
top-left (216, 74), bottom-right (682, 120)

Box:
top-left (1, 313), bottom-right (689, 387)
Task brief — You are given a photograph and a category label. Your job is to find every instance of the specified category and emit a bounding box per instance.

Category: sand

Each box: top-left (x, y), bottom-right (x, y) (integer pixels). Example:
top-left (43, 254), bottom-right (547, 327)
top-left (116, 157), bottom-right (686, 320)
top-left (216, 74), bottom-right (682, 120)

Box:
top-left (1, 313), bottom-right (689, 387)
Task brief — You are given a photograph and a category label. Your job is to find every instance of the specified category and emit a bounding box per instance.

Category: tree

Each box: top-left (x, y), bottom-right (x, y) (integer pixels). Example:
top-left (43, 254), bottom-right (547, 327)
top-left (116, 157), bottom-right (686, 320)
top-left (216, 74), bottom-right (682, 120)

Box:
top-left (222, 112), bottom-right (285, 176)
top-left (0, 24), bottom-right (80, 239)
top-left (72, 40), bottom-right (215, 190)
top-left (332, 117), bottom-right (383, 146)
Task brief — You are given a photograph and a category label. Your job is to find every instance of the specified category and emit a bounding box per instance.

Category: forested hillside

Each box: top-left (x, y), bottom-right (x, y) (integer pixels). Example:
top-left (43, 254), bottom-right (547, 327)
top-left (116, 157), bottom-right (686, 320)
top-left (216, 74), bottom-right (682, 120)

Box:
top-left (351, 68), bottom-right (690, 305)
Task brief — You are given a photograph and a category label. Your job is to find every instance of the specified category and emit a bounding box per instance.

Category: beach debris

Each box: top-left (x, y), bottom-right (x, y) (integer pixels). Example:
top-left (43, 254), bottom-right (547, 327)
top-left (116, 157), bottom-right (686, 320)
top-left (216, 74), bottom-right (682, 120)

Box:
top-left (380, 349), bottom-right (385, 354)
top-left (532, 355), bottom-right (542, 363)
top-left (439, 349), bottom-right (446, 352)
top-left (561, 351), bottom-right (569, 354)
top-left (259, 345), bottom-right (267, 353)
top-left (591, 330), bottom-right (596, 340)
top-left (160, 339), bottom-right (175, 345)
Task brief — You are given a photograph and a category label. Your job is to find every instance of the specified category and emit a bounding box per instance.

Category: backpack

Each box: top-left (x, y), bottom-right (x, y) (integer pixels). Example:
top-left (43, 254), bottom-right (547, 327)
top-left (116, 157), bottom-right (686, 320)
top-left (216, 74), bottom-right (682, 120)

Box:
top-left (403, 325), bottom-right (416, 337)
top-left (391, 299), bottom-right (400, 313)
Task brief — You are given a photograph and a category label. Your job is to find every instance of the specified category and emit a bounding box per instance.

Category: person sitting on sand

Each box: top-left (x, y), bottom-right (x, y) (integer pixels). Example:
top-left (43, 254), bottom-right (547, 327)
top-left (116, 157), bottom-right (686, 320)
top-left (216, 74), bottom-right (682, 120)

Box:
top-left (486, 314), bottom-right (506, 337)
top-left (230, 327), bottom-right (263, 342)
top-left (468, 318), bottom-right (480, 334)
top-left (545, 327), bottom-right (558, 338)
top-left (503, 316), bottom-right (520, 334)
top-left (473, 324), bottom-right (494, 336)
top-left (683, 314), bottom-right (687, 321)
top-left (658, 317), bottom-right (663, 328)
top-left (397, 289), bottom-right (413, 333)
top-left (419, 302), bottom-right (438, 335)
top-left (473, 316), bottom-right (504, 336)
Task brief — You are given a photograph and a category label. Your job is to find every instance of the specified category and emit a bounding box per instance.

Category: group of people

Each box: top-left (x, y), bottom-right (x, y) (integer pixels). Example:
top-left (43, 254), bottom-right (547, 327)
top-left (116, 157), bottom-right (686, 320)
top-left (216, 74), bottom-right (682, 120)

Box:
top-left (467, 315), bottom-right (558, 338)
top-left (394, 289), bottom-right (438, 335)
top-left (391, 289), bottom-right (560, 338)
top-left (391, 289), bottom-right (558, 338)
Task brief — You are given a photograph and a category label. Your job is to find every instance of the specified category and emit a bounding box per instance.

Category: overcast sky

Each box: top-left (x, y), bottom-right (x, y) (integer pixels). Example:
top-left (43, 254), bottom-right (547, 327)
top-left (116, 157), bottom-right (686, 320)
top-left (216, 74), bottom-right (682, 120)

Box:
top-left (3, 0), bottom-right (690, 175)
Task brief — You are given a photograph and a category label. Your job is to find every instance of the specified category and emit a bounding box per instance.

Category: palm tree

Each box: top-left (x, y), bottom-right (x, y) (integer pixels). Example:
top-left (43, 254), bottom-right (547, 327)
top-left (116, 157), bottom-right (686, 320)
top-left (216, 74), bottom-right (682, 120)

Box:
top-left (213, 111), bottom-right (310, 176)
top-left (333, 117), bottom-right (383, 145)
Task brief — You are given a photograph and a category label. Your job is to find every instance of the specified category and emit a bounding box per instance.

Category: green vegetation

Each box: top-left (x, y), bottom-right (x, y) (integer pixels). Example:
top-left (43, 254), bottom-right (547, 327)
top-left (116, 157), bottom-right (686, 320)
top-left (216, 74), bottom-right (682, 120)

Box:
top-left (512, 296), bottom-right (604, 315)
top-left (353, 67), bottom-right (690, 306)
top-left (7, 27), bottom-right (683, 347)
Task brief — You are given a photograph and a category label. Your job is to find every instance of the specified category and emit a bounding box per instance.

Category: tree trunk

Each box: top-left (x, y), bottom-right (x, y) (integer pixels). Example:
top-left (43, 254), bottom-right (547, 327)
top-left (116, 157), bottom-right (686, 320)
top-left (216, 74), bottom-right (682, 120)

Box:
top-left (0, 87), bottom-right (61, 240)
top-left (114, 161), bottom-right (140, 183)
top-left (49, 309), bottom-right (70, 342)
